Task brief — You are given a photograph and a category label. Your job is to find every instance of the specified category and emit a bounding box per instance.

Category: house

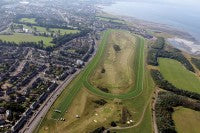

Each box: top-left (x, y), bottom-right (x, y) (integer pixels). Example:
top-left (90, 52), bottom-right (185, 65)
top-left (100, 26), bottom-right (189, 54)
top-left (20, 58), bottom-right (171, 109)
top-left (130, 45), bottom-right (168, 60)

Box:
top-left (0, 91), bottom-right (4, 97)
top-left (6, 110), bottom-right (11, 119)
top-left (23, 28), bottom-right (29, 33)
top-left (0, 119), bottom-right (5, 126)
top-left (47, 83), bottom-right (58, 93)
top-left (23, 108), bottom-right (32, 116)
top-left (11, 116), bottom-right (27, 132)
top-left (76, 59), bottom-right (84, 67)
top-left (68, 68), bottom-right (76, 74)
top-left (0, 107), bottom-right (5, 114)
top-left (82, 53), bottom-right (90, 62)
top-left (16, 96), bottom-right (26, 103)
top-left (6, 88), bottom-right (15, 95)
top-left (30, 101), bottom-right (39, 110)
top-left (59, 71), bottom-right (69, 81)
top-left (38, 93), bottom-right (48, 103)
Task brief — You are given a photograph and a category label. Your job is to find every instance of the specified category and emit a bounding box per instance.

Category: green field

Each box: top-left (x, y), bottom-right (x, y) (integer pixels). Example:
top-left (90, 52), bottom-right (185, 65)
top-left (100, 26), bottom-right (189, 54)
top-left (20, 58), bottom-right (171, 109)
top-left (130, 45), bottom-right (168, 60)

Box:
top-left (33, 26), bottom-right (79, 35)
top-left (0, 33), bottom-right (54, 47)
top-left (19, 18), bottom-right (37, 24)
top-left (173, 107), bottom-right (200, 133)
top-left (50, 28), bottom-right (79, 35)
top-left (37, 29), bottom-right (149, 131)
top-left (110, 44), bottom-right (154, 133)
top-left (96, 16), bottom-right (125, 24)
top-left (90, 30), bottom-right (136, 94)
top-left (83, 33), bottom-right (145, 99)
top-left (159, 58), bottom-right (200, 93)
top-left (21, 24), bottom-right (79, 35)
top-left (36, 29), bottom-right (154, 133)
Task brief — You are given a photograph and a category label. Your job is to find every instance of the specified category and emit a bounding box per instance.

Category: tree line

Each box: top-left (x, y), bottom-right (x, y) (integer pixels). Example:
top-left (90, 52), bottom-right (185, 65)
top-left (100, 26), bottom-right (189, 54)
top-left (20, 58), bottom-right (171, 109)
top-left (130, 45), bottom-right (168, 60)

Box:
top-left (147, 37), bottom-right (195, 72)
top-left (14, 14), bottom-right (78, 30)
top-left (0, 29), bottom-right (91, 52)
top-left (191, 57), bottom-right (200, 70)
top-left (51, 29), bottom-right (91, 47)
top-left (151, 69), bottom-right (200, 101)
top-left (155, 91), bottom-right (200, 133)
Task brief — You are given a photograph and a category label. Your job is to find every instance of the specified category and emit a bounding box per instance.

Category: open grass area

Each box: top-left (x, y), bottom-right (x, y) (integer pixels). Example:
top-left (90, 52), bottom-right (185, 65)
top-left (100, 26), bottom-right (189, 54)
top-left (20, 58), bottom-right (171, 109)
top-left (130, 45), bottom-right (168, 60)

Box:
top-left (37, 63), bottom-right (154, 133)
top-left (159, 58), bottom-right (200, 93)
top-left (83, 33), bottom-right (145, 99)
top-left (110, 45), bottom-right (154, 133)
top-left (36, 30), bottom-right (151, 133)
top-left (36, 31), bottom-right (111, 132)
top-left (173, 107), bottom-right (200, 133)
top-left (96, 16), bottom-right (125, 24)
top-left (90, 30), bottom-right (136, 94)
top-left (112, 106), bottom-right (153, 133)
top-left (22, 25), bottom-right (79, 35)
top-left (19, 18), bottom-right (37, 24)
top-left (37, 88), bottom-right (121, 133)
top-left (50, 28), bottom-right (79, 35)
top-left (0, 33), bottom-right (54, 47)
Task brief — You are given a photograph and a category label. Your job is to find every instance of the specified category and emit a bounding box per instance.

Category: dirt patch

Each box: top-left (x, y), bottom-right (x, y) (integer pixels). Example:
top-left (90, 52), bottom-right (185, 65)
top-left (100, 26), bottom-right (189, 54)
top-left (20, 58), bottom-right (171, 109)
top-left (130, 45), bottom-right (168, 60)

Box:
top-left (113, 44), bottom-right (121, 52)
top-left (98, 86), bottom-right (110, 93)
top-left (93, 99), bottom-right (107, 106)
top-left (121, 106), bottom-right (132, 124)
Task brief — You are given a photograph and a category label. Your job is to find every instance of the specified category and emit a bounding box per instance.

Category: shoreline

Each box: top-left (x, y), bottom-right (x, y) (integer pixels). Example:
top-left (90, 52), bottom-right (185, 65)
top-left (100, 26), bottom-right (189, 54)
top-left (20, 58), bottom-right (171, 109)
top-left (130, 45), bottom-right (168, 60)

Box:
top-left (97, 4), bottom-right (200, 55)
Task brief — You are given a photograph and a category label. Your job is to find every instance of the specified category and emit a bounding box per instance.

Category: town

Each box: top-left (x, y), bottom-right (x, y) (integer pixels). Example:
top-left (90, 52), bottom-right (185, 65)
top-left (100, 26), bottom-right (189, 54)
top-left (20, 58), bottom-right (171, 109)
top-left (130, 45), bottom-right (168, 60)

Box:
top-left (0, 0), bottom-right (155, 132)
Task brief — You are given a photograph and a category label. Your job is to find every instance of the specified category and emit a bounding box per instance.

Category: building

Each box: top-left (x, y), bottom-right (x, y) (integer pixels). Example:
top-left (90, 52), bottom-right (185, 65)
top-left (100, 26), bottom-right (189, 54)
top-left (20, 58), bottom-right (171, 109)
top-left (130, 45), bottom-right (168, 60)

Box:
top-left (76, 59), bottom-right (84, 67)
top-left (6, 110), bottom-right (11, 119)
top-left (23, 28), bottom-right (29, 33)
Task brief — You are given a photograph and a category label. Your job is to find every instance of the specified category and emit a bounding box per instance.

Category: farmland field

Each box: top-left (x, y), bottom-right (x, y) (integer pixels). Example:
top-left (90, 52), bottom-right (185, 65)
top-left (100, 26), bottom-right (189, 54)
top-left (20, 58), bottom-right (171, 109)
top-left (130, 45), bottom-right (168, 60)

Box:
top-left (0, 33), bottom-right (54, 47)
top-left (159, 58), bottom-right (200, 93)
top-left (36, 30), bottom-right (153, 133)
top-left (173, 107), bottom-right (200, 133)
top-left (19, 18), bottom-right (37, 24)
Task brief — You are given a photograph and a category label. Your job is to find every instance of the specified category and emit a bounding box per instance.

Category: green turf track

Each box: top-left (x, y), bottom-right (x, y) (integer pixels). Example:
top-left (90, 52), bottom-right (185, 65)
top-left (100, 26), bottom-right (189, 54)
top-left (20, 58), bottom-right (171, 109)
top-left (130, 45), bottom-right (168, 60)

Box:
top-left (83, 32), bottom-right (145, 99)
top-left (51, 30), bottom-right (144, 118)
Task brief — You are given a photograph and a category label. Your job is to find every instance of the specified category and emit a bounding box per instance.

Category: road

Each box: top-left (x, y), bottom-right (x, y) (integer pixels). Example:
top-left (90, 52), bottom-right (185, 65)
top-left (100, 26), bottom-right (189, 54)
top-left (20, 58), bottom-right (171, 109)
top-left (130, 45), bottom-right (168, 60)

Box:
top-left (20, 68), bottom-right (81, 133)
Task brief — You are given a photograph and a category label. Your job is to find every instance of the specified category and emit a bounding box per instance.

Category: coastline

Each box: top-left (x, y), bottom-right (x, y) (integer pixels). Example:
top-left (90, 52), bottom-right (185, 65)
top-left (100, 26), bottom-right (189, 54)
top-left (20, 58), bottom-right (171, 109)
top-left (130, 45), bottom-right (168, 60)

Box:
top-left (97, 4), bottom-right (200, 55)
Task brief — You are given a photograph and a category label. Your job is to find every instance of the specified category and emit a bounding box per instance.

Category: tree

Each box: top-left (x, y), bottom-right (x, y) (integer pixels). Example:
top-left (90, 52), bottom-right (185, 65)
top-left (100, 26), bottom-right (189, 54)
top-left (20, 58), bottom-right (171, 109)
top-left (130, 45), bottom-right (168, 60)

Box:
top-left (46, 27), bottom-right (50, 32)
top-left (10, 24), bottom-right (14, 32)
top-left (58, 29), bottom-right (61, 36)
top-left (34, 27), bottom-right (37, 32)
